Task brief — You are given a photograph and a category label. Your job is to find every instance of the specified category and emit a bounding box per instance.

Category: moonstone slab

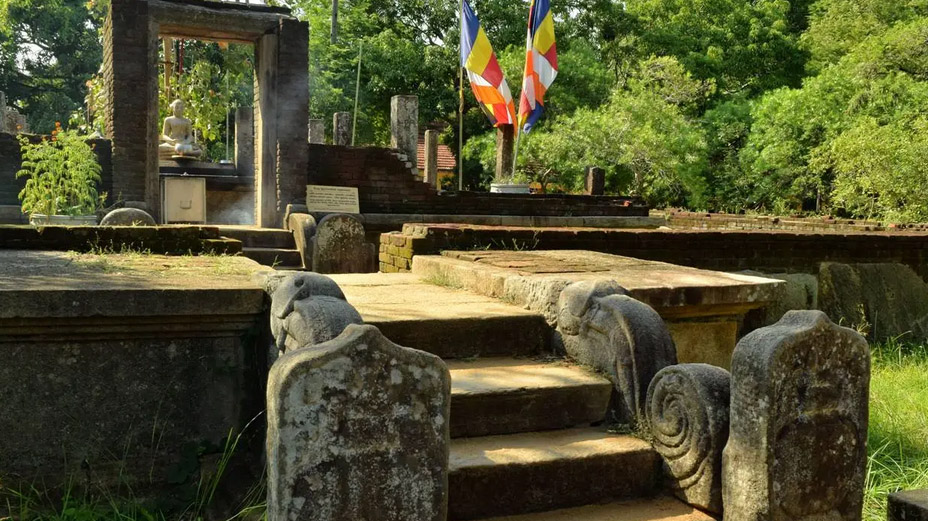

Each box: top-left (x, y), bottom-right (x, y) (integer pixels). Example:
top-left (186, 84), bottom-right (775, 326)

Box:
top-left (647, 363), bottom-right (730, 514)
top-left (267, 324), bottom-right (450, 521)
top-left (722, 310), bottom-right (870, 521)
top-left (100, 207), bottom-right (156, 226)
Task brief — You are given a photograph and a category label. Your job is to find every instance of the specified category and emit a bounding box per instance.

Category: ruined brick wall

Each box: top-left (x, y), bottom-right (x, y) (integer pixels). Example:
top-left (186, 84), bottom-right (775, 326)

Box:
top-left (379, 223), bottom-right (928, 276)
top-left (660, 210), bottom-right (898, 233)
top-left (307, 144), bottom-right (647, 217)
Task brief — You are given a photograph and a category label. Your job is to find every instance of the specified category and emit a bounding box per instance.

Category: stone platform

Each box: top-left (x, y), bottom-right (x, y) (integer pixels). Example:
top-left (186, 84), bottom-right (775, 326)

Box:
top-left (0, 250), bottom-right (272, 490)
top-left (398, 250), bottom-right (781, 368)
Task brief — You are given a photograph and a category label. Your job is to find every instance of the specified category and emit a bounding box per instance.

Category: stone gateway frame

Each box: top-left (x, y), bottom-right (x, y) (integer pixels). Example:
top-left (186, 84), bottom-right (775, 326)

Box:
top-left (103, 0), bottom-right (308, 226)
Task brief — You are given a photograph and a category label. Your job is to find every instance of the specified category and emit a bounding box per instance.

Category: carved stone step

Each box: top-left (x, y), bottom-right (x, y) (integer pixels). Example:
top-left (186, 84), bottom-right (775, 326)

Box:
top-left (330, 273), bottom-right (551, 358)
top-left (448, 358), bottom-right (611, 438)
top-left (241, 247), bottom-right (302, 268)
top-left (449, 428), bottom-right (660, 520)
top-left (216, 226), bottom-right (295, 249)
top-left (475, 495), bottom-right (717, 521)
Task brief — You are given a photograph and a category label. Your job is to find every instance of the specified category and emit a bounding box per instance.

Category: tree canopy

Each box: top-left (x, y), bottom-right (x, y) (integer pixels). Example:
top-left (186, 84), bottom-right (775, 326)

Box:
top-left (3, 0), bottom-right (928, 221)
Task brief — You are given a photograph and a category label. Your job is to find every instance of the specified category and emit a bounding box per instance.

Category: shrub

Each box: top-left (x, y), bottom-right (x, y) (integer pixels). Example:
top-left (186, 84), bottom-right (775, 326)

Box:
top-left (17, 123), bottom-right (104, 218)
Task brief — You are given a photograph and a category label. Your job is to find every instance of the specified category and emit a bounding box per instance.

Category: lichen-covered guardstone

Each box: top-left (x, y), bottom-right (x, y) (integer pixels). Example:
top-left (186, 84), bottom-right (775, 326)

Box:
top-left (722, 310), bottom-right (870, 521)
top-left (266, 324), bottom-right (450, 521)
top-left (647, 363), bottom-right (730, 514)
top-left (311, 214), bottom-right (375, 274)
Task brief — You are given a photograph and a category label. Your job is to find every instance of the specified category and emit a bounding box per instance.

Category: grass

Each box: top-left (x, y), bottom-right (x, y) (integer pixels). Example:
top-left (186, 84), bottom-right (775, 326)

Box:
top-left (865, 339), bottom-right (928, 521)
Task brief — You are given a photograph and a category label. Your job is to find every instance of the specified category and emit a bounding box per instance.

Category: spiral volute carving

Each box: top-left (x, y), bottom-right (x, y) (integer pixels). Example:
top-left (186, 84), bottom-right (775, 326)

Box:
top-left (646, 363), bottom-right (730, 514)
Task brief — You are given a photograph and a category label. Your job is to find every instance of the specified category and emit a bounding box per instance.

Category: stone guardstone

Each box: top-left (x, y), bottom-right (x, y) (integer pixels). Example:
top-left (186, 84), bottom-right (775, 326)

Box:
top-left (647, 363), bottom-right (730, 514)
top-left (266, 323), bottom-right (451, 521)
top-left (722, 310), bottom-right (870, 521)
top-left (556, 280), bottom-right (677, 424)
top-left (99, 207), bottom-right (156, 226)
top-left (311, 214), bottom-right (375, 274)
top-left (270, 272), bottom-right (363, 354)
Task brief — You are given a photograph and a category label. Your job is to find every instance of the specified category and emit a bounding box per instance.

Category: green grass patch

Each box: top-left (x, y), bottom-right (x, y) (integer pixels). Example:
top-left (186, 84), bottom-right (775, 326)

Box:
top-left (865, 340), bottom-right (928, 520)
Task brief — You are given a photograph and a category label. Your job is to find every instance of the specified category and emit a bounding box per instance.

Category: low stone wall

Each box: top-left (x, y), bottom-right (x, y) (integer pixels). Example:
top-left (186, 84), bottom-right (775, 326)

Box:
top-left (379, 223), bottom-right (928, 279)
top-left (0, 224), bottom-right (242, 254)
top-left (308, 144), bottom-right (647, 217)
top-left (0, 251), bottom-right (272, 497)
top-left (659, 209), bottom-right (925, 232)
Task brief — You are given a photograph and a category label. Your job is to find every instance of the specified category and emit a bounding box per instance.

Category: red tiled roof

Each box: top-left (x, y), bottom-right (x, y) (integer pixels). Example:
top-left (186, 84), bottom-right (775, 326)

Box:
top-left (417, 139), bottom-right (457, 171)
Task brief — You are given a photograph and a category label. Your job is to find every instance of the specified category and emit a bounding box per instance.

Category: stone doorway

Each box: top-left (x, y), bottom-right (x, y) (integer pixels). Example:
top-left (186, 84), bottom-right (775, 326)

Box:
top-left (102, 0), bottom-right (308, 227)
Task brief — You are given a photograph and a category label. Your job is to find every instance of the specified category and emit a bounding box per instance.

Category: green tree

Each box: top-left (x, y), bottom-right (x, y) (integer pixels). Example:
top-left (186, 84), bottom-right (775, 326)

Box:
top-left (0, 0), bottom-right (105, 133)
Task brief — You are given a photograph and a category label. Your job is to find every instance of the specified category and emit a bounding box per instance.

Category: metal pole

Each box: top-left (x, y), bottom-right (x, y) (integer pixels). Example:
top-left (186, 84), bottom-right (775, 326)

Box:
top-left (225, 75), bottom-right (230, 161)
top-left (458, 0), bottom-right (465, 191)
top-left (352, 43), bottom-right (362, 146)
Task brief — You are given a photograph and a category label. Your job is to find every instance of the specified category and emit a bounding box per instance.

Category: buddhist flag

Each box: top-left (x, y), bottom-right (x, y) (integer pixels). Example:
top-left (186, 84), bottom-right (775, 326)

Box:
top-left (518, 0), bottom-right (557, 134)
top-left (461, 0), bottom-right (517, 127)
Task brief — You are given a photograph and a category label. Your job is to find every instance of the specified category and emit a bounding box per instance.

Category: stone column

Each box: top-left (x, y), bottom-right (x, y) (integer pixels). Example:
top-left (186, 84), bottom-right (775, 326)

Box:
top-left (308, 119), bottom-right (325, 144)
top-left (495, 124), bottom-right (515, 180)
top-left (585, 166), bottom-right (605, 195)
top-left (424, 129), bottom-right (439, 188)
top-left (722, 310), bottom-right (870, 521)
top-left (255, 32), bottom-right (280, 228)
top-left (275, 18), bottom-right (310, 222)
top-left (333, 112), bottom-right (351, 146)
top-left (103, 0), bottom-right (158, 217)
top-left (390, 95), bottom-right (418, 167)
top-left (234, 107), bottom-right (254, 177)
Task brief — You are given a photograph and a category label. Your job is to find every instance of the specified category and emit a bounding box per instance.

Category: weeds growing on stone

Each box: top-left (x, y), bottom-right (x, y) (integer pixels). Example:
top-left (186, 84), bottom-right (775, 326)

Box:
top-left (865, 338), bottom-right (928, 520)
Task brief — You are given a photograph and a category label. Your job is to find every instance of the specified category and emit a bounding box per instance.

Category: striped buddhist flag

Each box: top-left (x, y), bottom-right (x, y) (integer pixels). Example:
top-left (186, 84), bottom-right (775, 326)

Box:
top-left (461, 0), bottom-right (517, 127)
top-left (518, 0), bottom-right (557, 133)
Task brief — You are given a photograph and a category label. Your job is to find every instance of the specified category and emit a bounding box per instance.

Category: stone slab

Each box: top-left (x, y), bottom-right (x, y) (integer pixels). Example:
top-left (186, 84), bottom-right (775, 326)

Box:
top-left (361, 214), bottom-right (666, 231)
top-left (478, 496), bottom-right (716, 521)
top-left (450, 427), bottom-right (659, 519)
top-left (329, 273), bottom-right (551, 358)
top-left (448, 358), bottom-right (612, 437)
top-left (418, 250), bottom-right (780, 318)
top-left (889, 489), bottom-right (928, 521)
top-left (0, 250), bottom-right (269, 319)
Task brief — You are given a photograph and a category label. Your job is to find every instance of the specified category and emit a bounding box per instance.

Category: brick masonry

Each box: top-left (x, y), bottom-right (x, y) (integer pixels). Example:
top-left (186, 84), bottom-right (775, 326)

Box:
top-left (307, 144), bottom-right (648, 217)
top-left (379, 223), bottom-right (928, 276)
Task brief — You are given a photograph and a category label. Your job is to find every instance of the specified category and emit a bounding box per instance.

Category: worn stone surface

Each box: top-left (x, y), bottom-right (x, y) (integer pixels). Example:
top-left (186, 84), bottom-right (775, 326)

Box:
top-left (329, 273), bottom-right (550, 358)
top-left (667, 321), bottom-right (737, 369)
top-left (647, 363), bottom-right (730, 514)
top-left (722, 310), bottom-right (870, 521)
top-left (311, 214), bottom-right (375, 274)
top-left (424, 129), bottom-right (439, 187)
top-left (235, 106), bottom-right (255, 177)
top-left (819, 262), bottom-right (928, 341)
top-left (741, 271), bottom-right (818, 330)
top-left (100, 207), bottom-right (156, 226)
top-left (266, 323), bottom-right (450, 521)
top-left (888, 489), bottom-right (928, 521)
top-left (308, 119), bottom-right (325, 144)
top-left (447, 358), bottom-right (611, 437)
top-left (450, 427), bottom-right (659, 520)
top-left (287, 212), bottom-right (317, 269)
top-left (0, 250), bottom-right (269, 493)
top-left (495, 124), bottom-right (514, 180)
top-left (390, 95), bottom-right (418, 167)
top-left (333, 112), bottom-right (351, 146)
top-left (556, 280), bottom-right (677, 424)
top-left (478, 495), bottom-right (716, 521)
top-left (585, 166), bottom-right (605, 196)
top-left (269, 272), bottom-right (362, 354)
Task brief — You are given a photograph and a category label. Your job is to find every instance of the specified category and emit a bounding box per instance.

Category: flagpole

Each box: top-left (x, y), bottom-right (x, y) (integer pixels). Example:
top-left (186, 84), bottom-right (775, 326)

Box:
top-left (512, 125), bottom-right (521, 176)
top-left (352, 42), bottom-right (362, 146)
top-left (458, 0), bottom-right (465, 192)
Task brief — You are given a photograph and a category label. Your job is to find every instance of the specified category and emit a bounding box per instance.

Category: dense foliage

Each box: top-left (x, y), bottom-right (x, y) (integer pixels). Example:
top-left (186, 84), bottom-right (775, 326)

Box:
top-left (3, 0), bottom-right (928, 220)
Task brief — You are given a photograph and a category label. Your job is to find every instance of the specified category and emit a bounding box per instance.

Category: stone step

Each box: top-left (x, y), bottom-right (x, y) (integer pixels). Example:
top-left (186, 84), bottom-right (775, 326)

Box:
top-left (449, 428), bottom-right (660, 520)
top-left (242, 247), bottom-right (302, 268)
top-left (448, 358), bottom-right (612, 438)
top-left (476, 496), bottom-right (717, 521)
top-left (329, 273), bottom-right (552, 358)
top-left (216, 226), bottom-right (295, 249)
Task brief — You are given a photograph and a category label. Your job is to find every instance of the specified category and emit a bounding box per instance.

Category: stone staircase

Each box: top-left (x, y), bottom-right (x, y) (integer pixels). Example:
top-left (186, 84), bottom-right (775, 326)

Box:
top-left (389, 148), bottom-right (428, 183)
top-left (216, 226), bottom-right (303, 269)
top-left (330, 273), bottom-right (717, 521)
